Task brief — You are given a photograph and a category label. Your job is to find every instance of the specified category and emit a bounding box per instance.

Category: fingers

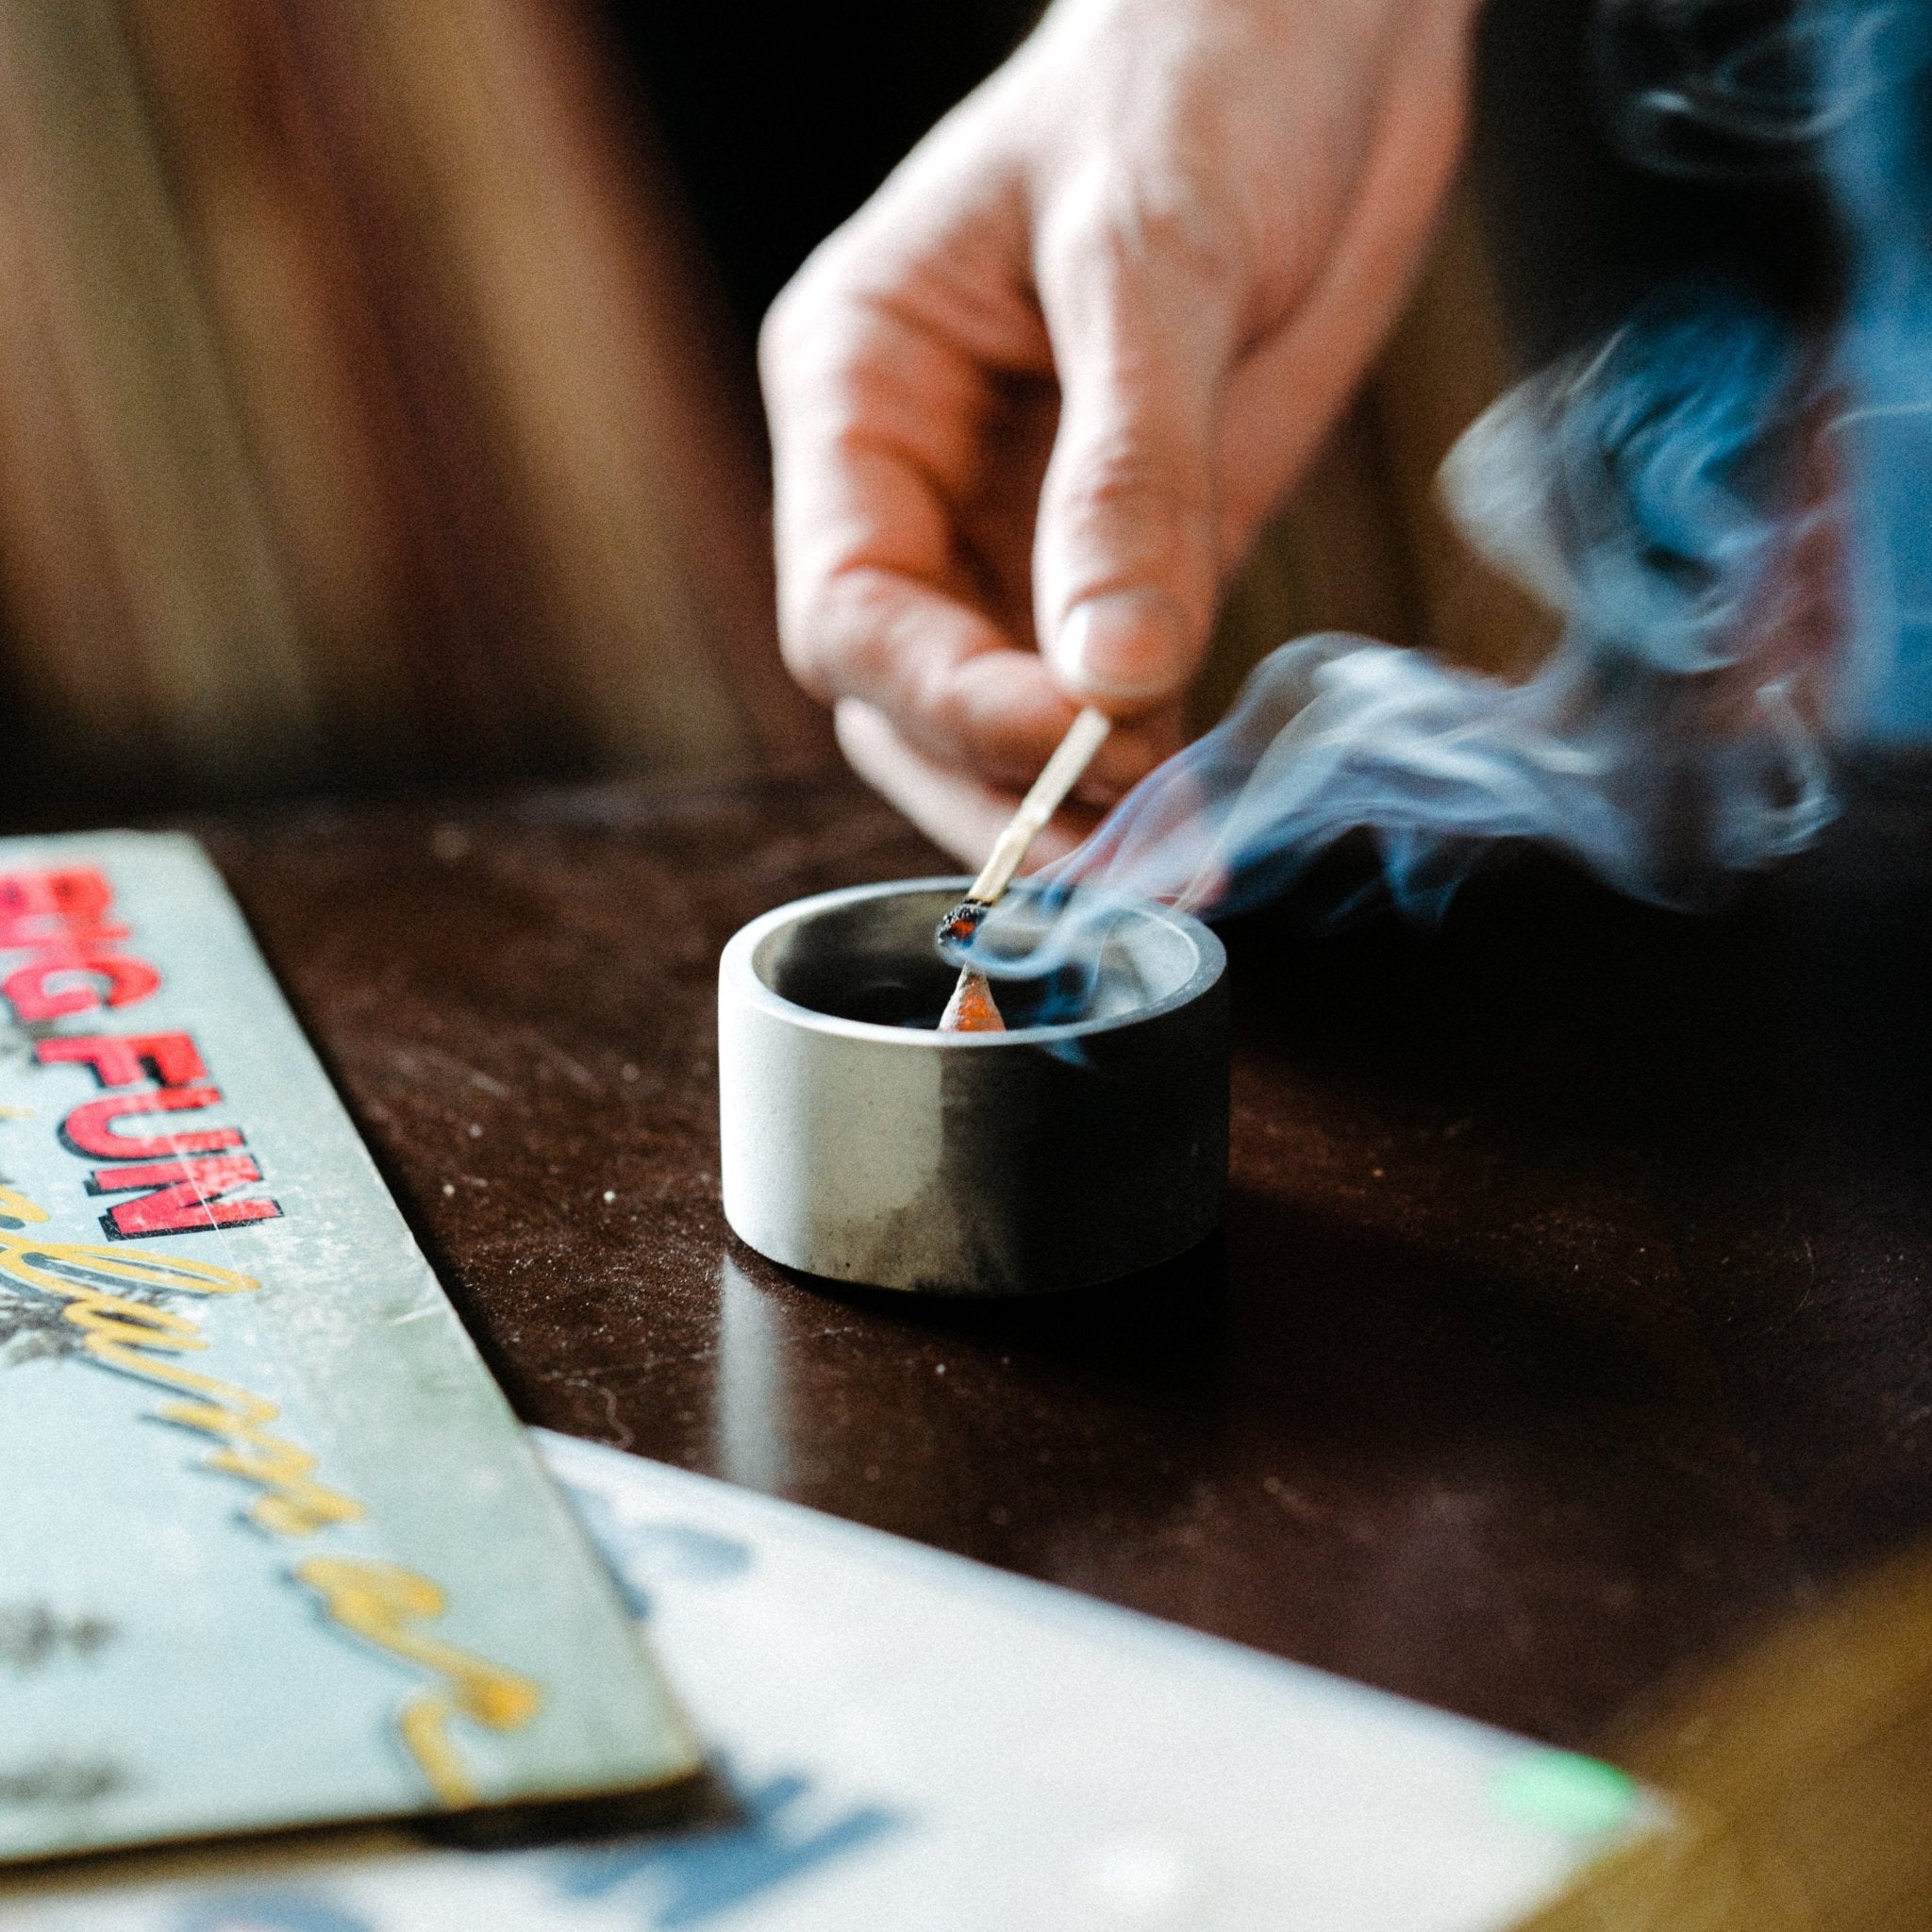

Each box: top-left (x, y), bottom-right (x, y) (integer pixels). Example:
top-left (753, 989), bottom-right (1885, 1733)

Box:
top-left (763, 52), bottom-right (1246, 790)
top-left (788, 553), bottom-right (1174, 797)
top-left (1031, 185), bottom-right (1243, 714)
top-left (766, 0), bottom-right (1476, 813)
top-left (764, 247), bottom-right (1183, 797)
top-left (766, 228), bottom-right (1084, 791)
top-left (836, 701), bottom-right (1099, 869)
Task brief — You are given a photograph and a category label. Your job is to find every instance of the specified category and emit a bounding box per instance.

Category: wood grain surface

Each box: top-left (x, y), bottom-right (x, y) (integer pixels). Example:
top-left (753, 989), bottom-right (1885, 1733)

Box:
top-left (195, 767), bottom-right (1932, 1754)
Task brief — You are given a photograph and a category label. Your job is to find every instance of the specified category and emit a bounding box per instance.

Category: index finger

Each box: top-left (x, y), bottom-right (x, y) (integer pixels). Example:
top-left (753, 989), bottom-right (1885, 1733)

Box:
top-left (761, 267), bottom-right (1162, 798)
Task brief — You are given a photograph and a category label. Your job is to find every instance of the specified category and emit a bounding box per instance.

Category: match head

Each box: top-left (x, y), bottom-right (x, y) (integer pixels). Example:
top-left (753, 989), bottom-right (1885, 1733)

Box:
top-left (935, 898), bottom-right (990, 952)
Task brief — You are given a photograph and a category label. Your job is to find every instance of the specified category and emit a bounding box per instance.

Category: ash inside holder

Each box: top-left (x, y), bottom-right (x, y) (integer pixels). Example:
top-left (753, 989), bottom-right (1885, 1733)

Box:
top-left (761, 884), bottom-right (1154, 1033)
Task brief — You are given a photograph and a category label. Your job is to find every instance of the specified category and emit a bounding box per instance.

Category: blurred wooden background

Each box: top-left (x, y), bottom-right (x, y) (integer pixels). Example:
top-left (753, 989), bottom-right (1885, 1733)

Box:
top-left (0, 0), bottom-right (1635, 823)
top-left (0, 0), bottom-right (825, 821)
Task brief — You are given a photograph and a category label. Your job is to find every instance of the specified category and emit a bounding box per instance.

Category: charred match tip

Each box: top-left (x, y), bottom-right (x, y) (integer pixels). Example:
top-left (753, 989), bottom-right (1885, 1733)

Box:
top-left (936, 899), bottom-right (990, 950)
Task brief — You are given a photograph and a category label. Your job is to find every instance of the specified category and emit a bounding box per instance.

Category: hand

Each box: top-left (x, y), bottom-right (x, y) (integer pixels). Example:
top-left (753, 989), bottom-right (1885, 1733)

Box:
top-left (760, 0), bottom-right (1481, 864)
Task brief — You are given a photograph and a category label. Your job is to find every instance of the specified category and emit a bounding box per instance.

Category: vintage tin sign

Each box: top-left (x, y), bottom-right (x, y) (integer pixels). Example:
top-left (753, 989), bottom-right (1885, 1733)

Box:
top-left (0, 833), bottom-right (697, 1861)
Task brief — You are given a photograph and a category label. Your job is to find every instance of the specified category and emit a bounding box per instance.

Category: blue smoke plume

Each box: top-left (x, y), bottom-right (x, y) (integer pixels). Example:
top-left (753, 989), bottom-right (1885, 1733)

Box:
top-left (956, 0), bottom-right (1925, 987)
top-left (1814, 1), bottom-right (1932, 736)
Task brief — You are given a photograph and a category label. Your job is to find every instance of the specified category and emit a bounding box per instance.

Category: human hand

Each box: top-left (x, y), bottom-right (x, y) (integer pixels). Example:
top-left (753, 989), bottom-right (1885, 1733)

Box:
top-left (761, 0), bottom-right (1482, 864)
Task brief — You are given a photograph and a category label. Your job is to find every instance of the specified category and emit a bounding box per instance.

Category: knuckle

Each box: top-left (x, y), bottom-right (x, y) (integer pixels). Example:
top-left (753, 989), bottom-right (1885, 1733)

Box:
top-left (1125, 194), bottom-right (1243, 293)
top-left (774, 580), bottom-right (850, 698)
top-left (775, 615), bottom-right (836, 699)
top-left (908, 652), bottom-right (966, 741)
top-left (783, 565), bottom-right (897, 706)
top-left (758, 234), bottom-right (869, 386)
top-left (1052, 165), bottom-right (1248, 305)
top-left (758, 275), bottom-right (834, 391)
top-left (757, 287), bottom-right (803, 380)
top-left (1060, 425), bottom-right (1209, 534)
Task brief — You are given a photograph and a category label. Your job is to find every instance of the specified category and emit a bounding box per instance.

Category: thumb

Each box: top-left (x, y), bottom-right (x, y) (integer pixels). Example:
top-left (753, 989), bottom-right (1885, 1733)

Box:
top-left (1034, 230), bottom-right (1232, 711)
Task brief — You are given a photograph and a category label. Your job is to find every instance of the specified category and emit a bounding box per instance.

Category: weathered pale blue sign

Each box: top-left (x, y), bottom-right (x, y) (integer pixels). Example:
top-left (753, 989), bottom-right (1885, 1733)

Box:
top-left (0, 833), bottom-right (698, 1862)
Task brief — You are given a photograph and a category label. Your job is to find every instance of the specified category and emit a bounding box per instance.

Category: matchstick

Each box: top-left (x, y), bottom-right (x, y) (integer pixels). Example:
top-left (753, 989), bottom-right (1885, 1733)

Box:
top-left (937, 706), bottom-right (1112, 1032)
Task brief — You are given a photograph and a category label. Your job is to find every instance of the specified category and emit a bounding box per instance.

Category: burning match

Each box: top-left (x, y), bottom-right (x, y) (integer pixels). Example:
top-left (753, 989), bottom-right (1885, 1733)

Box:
top-left (936, 706), bottom-right (1112, 1032)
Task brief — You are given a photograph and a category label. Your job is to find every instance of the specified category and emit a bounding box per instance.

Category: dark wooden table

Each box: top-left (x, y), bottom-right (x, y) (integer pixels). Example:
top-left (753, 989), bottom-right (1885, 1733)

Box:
top-left (196, 768), bottom-right (1932, 1756)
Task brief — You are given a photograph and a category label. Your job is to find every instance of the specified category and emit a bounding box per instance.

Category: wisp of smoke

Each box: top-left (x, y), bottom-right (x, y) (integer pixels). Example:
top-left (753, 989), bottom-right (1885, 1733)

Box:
top-left (1594, 0), bottom-right (1878, 178)
top-left (952, 0), bottom-right (1928, 991)
top-left (958, 289), bottom-right (1835, 983)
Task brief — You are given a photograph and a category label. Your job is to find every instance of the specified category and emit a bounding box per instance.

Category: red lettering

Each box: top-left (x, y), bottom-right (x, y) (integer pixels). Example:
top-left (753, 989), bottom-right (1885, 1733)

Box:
top-left (0, 867), bottom-right (125, 947)
top-left (37, 1032), bottom-right (208, 1089)
top-left (0, 867), bottom-right (159, 1021)
top-left (4, 953), bottom-right (160, 1021)
top-left (87, 1155), bottom-right (279, 1240)
top-left (7, 877), bottom-right (279, 1226)
top-left (60, 1089), bottom-right (243, 1160)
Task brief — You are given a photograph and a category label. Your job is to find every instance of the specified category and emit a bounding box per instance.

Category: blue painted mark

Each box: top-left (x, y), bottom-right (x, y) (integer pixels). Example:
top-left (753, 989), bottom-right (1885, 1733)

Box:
top-left (620, 1524), bottom-right (755, 1587)
top-left (175, 1894), bottom-right (373, 1932)
top-left (565, 1493), bottom-right (757, 1619)
top-left (552, 1768), bottom-right (906, 1929)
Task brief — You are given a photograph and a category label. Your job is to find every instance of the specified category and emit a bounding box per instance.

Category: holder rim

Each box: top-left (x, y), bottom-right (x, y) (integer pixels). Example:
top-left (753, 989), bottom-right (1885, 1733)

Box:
top-left (720, 874), bottom-right (1226, 1048)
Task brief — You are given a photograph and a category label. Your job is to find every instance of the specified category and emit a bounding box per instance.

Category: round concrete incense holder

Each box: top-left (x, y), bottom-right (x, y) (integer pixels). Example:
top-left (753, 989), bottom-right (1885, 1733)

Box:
top-left (718, 877), bottom-right (1228, 1295)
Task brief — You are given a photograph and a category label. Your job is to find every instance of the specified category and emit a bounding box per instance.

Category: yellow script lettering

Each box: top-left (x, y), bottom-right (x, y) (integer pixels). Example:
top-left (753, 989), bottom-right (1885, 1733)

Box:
top-left (295, 1557), bottom-right (542, 1805)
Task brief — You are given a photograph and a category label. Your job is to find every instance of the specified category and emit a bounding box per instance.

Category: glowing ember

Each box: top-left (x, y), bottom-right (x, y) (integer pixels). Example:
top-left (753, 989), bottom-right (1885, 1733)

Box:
top-left (939, 969), bottom-right (1006, 1033)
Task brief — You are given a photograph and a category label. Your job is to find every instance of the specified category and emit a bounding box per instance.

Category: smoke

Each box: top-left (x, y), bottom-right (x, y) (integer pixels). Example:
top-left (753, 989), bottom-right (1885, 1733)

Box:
top-left (954, 0), bottom-right (1930, 988)
top-left (1813, 3), bottom-right (1932, 737)
top-left (1593, 0), bottom-right (1872, 179)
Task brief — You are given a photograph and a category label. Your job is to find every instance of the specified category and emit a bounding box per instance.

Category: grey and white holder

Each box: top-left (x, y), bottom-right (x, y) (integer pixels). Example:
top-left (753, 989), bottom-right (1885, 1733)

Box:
top-left (718, 877), bottom-right (1228, 1295)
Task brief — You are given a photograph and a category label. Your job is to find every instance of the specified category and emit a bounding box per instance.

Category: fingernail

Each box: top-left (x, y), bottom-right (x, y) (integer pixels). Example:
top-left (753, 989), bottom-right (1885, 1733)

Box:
top-left (1050, 590), bottom-right (1188, 704)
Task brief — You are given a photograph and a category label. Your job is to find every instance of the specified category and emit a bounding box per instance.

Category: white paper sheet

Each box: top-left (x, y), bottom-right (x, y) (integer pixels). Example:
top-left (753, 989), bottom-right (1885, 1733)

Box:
top-left (0, 1431), bottom-right (1651, 1930)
